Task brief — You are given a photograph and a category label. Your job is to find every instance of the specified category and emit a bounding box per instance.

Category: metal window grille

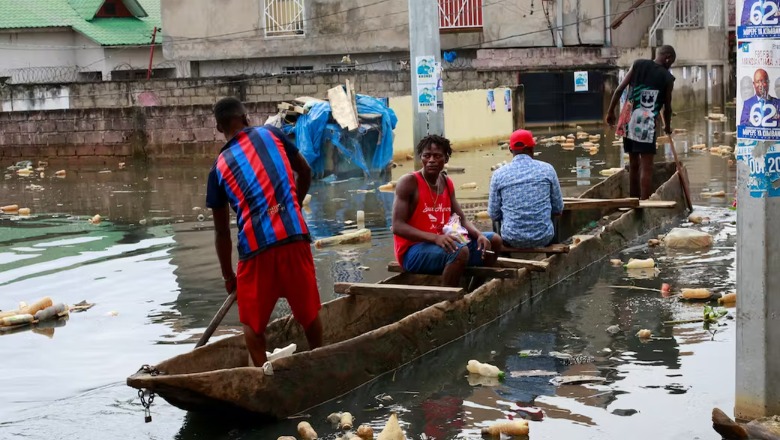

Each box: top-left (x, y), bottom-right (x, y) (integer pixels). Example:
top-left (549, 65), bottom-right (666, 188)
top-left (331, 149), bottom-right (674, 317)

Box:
top-left (438, 0), bottom-right (483, 30)
top-left (264, 0), bottom-right (305, 37)
top-left (673, 0), bottom-right (704, 28)
top-left (328, 64), bottom-right (356, 72)
top-left (283, 66), bottom-right (314, 73)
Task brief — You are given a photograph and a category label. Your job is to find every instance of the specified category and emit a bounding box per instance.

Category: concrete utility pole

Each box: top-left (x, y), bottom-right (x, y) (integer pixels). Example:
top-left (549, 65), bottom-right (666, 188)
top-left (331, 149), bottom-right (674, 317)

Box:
top-left (408, 0), bottom-right (444, 169)
top-left (734, 3), bottom-right (780, 418)
top-left (735, 152), bottom-right (780, 420)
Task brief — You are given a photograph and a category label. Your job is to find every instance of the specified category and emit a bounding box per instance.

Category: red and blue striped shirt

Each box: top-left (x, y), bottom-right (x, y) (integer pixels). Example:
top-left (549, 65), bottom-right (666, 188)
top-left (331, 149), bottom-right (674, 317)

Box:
top-left (206, 125), bottom-right (310, 260)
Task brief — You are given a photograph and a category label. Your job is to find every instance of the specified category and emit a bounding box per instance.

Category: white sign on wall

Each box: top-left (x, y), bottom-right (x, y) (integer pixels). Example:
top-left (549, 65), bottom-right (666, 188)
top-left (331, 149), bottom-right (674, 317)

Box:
top-left (574, 71), bottom-right (588, 92)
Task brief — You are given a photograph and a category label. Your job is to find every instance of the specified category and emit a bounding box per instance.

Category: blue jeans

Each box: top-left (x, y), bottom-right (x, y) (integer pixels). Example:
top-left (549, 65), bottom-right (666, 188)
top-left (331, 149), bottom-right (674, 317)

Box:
top-left (402, 232), bottom-right (495, 275)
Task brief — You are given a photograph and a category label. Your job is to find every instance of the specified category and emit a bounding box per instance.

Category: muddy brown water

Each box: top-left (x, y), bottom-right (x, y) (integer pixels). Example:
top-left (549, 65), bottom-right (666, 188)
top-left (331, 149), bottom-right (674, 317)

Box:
top-left (0, 115), bottom-right (737, 439)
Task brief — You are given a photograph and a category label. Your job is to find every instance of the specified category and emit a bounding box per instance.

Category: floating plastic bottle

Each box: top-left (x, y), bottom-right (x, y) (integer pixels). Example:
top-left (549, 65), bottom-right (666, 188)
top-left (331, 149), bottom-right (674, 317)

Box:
top-left (466, 360), bottom-right (504, 379)
top-left (624, 258), bottom-right (655, 269)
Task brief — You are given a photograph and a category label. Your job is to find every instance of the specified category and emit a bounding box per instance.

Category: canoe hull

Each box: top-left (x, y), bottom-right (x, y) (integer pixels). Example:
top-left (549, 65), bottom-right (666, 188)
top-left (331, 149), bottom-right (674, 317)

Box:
top-left (127, 163), bottom-right (685, 419)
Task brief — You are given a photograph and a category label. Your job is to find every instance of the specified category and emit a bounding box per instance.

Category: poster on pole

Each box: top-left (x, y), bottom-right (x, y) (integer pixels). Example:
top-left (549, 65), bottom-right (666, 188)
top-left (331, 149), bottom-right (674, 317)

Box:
top-left (416, 84), bottom-right (437, 113)
top-left (415, 55), bottom-right (438, 113)
top-left (574, 71), bottom-right (588, 92)
top-left (736, 40), bottom-right (780, 140)
top-left (736, 139), bottom-right (780, 197)
top-left (415, 56), bottom-right (436, 85)
top-left (434, 62), bottom-right (443, 91)
top-left (737, 0), bottom-right (780, 39)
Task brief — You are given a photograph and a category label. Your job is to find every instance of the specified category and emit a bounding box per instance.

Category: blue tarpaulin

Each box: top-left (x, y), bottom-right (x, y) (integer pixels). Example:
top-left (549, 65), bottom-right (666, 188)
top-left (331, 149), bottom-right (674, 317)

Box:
top-left (283, 94), bottom-right (397, 178)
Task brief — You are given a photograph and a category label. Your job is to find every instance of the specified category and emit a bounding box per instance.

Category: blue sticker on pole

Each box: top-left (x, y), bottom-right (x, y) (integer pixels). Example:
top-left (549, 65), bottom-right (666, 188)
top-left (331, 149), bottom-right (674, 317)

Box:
top-left (736, 140), bottom-right (780, 197)
top-left (737, 0), bottom-right (780, 39)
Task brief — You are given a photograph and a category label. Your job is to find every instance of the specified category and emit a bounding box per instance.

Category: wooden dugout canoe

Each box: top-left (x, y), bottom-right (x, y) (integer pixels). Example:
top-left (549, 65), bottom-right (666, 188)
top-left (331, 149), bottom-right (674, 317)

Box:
top-left (127, 162), bottom-right (685, 419)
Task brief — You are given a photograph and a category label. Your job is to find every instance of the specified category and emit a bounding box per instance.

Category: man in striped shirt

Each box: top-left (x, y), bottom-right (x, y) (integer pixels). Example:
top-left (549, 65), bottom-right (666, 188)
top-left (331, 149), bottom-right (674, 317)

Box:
top-left (206, 97), bottom-right (322, 367)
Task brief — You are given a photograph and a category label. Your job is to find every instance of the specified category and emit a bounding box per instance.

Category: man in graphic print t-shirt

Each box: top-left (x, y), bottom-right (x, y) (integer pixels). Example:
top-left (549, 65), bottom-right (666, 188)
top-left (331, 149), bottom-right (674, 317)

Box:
top-left (606, 45), bottom-right (676, 200)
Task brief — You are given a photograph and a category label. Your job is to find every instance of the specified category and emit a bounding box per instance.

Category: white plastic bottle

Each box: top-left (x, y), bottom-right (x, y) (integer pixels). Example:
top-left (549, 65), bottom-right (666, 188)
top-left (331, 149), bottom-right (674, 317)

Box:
top-left (466, 360), bottom-right (502, 378)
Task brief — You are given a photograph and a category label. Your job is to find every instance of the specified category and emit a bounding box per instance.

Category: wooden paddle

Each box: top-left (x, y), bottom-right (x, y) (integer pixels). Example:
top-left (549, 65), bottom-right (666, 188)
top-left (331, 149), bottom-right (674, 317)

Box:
top-left (194, 290), bottom-right (236, 349)
top-left (667, 135), bottom-right (694, 213)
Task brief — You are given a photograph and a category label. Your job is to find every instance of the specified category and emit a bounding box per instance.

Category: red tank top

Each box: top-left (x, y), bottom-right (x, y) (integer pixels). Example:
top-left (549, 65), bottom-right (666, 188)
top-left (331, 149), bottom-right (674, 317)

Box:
top-left (394, 171), bottom-right (454, 266)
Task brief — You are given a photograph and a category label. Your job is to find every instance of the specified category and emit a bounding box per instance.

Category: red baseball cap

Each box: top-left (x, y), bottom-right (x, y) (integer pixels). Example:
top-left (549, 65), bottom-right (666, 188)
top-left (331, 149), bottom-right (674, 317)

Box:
top-left (509, 129), bottom-right (535, 151)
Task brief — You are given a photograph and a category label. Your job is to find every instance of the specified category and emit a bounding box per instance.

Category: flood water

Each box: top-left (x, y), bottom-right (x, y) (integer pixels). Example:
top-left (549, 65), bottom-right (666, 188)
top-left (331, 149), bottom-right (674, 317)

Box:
top-left (0, 113), bottom-right (737, 439)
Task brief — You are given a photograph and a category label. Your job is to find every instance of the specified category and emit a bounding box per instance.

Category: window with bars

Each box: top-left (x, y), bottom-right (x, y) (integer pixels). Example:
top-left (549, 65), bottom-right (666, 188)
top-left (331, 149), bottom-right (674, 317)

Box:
top-left (439, 0), bottom-right (483, 31)
top-left (283, 66), bottom-right (314, 73)
top-left (264, 0), bottom-right (305, 37)
top-left (328, 63), bottom-right (356, 72)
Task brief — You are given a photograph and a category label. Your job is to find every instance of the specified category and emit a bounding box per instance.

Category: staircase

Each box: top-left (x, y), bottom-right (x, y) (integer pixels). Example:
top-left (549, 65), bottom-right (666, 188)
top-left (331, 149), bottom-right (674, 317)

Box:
top-left (648, 0), bottom-right (675, 47)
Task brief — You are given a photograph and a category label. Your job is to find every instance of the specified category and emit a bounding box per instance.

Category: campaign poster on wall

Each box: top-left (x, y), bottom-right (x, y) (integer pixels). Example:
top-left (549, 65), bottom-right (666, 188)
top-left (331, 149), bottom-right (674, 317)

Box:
top-left (737, 0), bottom-right (780, 39)
top-left (736, 40), bottom-right (780, 140)
top-left (574, 71), bottom-right (588, 92)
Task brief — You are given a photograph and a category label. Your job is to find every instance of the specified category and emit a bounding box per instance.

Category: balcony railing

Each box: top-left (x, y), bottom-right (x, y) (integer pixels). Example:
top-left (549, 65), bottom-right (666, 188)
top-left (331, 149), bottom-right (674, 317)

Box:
top-left (439, 0), bottom-right (483, 31)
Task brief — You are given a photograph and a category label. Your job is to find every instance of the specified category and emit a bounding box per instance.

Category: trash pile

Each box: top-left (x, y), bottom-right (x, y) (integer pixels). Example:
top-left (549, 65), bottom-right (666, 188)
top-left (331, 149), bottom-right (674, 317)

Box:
top-left (609, 219), bottom-right (737, 328)
top-left (278, 410), bottom-right (402, 440)
top-left (0, 296), bottom-right (94, 336)
top-left (536, 127), bottom-right (603, 155)
top-left (268, 81), bottom-right (398, 179)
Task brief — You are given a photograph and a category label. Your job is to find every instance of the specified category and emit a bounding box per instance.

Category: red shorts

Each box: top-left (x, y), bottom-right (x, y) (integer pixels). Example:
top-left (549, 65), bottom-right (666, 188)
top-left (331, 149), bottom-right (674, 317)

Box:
top-left (236, 240), bottom-right (322, 335)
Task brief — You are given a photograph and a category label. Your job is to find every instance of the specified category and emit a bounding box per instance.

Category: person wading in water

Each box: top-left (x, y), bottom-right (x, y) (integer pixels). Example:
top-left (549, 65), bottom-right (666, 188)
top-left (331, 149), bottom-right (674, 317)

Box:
top-left (606, 45), bottom-right (676, 200)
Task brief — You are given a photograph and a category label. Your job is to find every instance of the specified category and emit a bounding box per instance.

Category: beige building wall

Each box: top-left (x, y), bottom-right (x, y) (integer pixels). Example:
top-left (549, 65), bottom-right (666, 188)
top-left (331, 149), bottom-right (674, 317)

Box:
top-left (610, 0), bottom-right (655, 48)
top-left (389, 88), bottom-right (514, 158)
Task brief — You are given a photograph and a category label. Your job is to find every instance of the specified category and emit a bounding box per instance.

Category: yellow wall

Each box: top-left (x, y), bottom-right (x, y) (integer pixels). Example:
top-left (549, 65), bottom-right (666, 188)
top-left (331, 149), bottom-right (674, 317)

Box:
top-left (389, 88), bottom-right (515, 159)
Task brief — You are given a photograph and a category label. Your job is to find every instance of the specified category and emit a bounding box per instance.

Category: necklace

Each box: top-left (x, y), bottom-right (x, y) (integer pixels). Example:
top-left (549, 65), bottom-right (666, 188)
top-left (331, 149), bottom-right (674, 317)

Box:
top-left (421, 172), bottom-right (442, 223)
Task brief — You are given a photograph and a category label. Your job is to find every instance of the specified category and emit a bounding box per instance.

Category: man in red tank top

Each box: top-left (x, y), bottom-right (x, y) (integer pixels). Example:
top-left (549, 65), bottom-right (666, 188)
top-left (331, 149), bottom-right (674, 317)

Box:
top-left (392, 135), bottom-right (502, 287)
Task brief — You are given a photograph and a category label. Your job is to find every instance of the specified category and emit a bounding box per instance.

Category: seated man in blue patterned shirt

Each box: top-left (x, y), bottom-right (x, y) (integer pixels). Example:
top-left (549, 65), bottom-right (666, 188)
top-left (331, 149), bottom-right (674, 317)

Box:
top-left (488, 129), bottom-right (564, 248)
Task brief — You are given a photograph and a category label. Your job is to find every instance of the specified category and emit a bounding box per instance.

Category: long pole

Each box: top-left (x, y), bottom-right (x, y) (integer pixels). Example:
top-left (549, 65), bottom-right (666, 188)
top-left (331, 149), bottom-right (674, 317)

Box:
top-left (603, 0), bottom-right (612, 47)
top-left (408, 0), bottom-right (444, 169)
top-left (556, 0), bottom-right (564, 48)
top-left (146, 27), bottom-right (159, 81)
top-left (667, 136), bottom-right (693, 213)
top-left (194, 291), bottom-right (236, 349)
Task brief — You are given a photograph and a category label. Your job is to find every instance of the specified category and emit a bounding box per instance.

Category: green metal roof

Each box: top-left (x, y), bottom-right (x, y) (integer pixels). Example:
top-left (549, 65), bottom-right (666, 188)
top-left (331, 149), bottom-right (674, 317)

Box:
top-left (0, 0), bottom-right (159, 46)
top-left (68, 0), bottom-right (104, 20)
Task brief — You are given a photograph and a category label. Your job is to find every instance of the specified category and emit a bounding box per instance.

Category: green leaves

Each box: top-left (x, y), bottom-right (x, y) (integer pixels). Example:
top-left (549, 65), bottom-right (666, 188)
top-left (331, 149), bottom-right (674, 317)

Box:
top-left (703, 305), bottom-right (728, 323)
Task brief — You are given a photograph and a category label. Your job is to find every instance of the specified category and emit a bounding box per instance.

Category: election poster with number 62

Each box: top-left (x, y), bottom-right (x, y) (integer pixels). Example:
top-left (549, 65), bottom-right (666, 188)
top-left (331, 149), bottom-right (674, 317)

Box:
top-left (737, 40), bottom-right (780, 140)
top-left (737, 0), bottom-right (780, 38)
